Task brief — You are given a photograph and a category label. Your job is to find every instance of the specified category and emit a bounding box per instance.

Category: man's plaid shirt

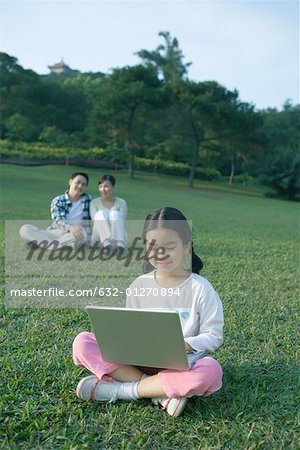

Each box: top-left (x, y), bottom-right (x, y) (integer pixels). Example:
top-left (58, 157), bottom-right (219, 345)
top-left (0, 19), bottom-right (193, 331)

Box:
top-left (49, 191), bottom-right (92, 239)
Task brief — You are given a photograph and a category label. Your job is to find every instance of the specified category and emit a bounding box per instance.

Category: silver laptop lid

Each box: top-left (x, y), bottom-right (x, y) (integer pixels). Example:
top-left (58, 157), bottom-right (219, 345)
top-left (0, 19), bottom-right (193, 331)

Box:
top-left (86, 306), bottom-right (189, 370)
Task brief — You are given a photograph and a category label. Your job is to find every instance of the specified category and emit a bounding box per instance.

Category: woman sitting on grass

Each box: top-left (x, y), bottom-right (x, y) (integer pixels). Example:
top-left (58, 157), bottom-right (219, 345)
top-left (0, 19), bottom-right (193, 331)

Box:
top-left (19, 172), bottom-right (91, 249)
top-left (89, 174), bottom-right (128, 258)
top-left (73, 207), bottom-right (223, 417)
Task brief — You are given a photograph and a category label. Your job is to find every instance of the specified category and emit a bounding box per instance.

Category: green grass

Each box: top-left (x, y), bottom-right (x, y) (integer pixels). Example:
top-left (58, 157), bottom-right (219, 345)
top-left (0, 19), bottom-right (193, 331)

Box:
top-left (1, 164), bottom-right (299, 449)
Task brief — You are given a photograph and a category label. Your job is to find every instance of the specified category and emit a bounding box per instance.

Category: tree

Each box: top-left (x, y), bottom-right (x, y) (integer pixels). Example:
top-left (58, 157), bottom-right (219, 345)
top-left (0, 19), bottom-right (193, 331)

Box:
top-left (259, 152), bottom-right (300, 200)
top-left (218, 102), bottom-right (263, 184)
top-left (177, 81), bottom-right (247, 187)
top-left (38, 126), bottom-right (69, 147)
top-left (257, 103), bottom-right (300, 200)
top-left (0, 52), bottom-right (39, 138)
top-left (5, 113), bottom-right (38, 143)
top-left (136, 31), bottom-right (191, 84)
top-left (0, 53), bottom-right (90, 143)
top-left (90, 65), bottom-right (162, 177)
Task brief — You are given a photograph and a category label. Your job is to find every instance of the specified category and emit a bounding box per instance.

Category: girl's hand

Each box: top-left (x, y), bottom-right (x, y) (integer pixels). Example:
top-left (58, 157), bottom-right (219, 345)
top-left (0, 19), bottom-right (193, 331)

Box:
top-left (184, 342), bottom-right (194, 353)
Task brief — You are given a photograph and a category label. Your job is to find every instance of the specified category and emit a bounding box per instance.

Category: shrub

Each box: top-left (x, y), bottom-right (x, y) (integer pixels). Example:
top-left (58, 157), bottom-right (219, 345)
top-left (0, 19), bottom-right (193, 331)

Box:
top-left (258, 152), bottom-right (300, 201)
top-left (0, 141), bottom-right (108, 161)
top-left (135, 157), bottom-right (221, 180)
top-left (0, 140), bottom-right (221, 182)
top-left (232, 174), bottom-right (256, 185)
top-left (195, 166), bottom-right (222, 181)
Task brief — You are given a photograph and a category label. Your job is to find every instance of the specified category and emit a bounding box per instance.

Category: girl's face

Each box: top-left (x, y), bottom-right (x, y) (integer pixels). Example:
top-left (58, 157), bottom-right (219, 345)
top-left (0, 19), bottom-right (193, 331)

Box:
top-left (99, 180), bottom-right (114, 199)
top-left (68, 175), bottom-right (87, 198)
top-left (145, 227), bottom-right (190, 277)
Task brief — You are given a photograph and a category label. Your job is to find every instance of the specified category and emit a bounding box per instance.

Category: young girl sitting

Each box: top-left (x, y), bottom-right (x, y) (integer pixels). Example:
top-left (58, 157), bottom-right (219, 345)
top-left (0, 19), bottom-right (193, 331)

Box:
top-left (73, 207), bottom-right (224, 417)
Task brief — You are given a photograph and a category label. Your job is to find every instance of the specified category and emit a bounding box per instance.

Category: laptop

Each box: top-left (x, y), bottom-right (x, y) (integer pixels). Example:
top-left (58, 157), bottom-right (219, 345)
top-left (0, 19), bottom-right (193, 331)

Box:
top-left (86, 306), bottom-right (189, 370)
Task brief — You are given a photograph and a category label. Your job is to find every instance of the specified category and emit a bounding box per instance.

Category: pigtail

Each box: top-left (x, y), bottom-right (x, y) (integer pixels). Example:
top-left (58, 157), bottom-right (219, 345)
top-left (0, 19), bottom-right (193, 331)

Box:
top-left (142, 260), bottom-right (155, 274)
top-left (191, 243), bottom-right (203, 274)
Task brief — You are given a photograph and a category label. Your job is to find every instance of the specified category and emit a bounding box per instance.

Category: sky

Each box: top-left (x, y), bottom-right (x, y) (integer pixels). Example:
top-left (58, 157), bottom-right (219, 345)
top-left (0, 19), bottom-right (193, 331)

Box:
top-left (0, 0), bottom-right (299, 110)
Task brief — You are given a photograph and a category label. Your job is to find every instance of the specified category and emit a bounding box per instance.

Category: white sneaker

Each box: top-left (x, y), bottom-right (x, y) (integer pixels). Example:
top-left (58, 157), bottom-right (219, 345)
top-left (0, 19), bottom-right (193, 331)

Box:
top-left (76, 375), bottom-right (117, 402)
top-left (76, 375), bottom-right (139, 403)
top-left (152, 397), bottom-right (188, 417)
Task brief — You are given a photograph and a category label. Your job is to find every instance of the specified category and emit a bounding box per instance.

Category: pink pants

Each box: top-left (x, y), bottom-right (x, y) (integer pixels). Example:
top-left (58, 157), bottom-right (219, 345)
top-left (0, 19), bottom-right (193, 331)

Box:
top-left (73, 332), bottom-right (223, 399)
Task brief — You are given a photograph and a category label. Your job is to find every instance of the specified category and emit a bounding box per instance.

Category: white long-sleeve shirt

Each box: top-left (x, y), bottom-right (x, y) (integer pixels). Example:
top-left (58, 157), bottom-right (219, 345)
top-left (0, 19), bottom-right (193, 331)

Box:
top-left (126, 271), bottom-right (224, 353)
top-left (89, 197), bottom-right (127, 221)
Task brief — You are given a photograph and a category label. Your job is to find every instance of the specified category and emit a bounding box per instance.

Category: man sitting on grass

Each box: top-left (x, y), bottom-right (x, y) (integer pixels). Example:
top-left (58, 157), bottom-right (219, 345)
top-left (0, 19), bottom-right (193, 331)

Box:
top-left (19, 172), bottom-right (91, 250)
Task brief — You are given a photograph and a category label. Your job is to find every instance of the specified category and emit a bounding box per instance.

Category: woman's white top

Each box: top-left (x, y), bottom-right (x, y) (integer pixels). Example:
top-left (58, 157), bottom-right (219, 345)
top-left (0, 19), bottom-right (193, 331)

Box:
top-left (126, 271), bottom-right (224, 354)
top-left (90, 197), bottom-right (128, 220)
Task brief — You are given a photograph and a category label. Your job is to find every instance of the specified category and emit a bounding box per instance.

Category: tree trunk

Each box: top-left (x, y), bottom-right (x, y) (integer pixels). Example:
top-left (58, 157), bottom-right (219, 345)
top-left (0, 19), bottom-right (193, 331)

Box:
top-left (188, 152), bottom-right (196, 188)
top-left (229, 154), bottom-right (236, 184)
top-left (126, 106), bottom-right (137, 179)
top-left (128, 147), bottom-right (134, 178)
top-left (188, 119), bottom-right (201, 188)
top-left (17, 141), bottom-right (23, 160)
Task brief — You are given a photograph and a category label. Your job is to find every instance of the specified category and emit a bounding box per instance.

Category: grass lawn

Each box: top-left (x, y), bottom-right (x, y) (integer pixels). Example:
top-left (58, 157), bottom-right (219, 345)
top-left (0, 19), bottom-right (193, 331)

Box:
top-left (0, 164), bottom-right (299, 449)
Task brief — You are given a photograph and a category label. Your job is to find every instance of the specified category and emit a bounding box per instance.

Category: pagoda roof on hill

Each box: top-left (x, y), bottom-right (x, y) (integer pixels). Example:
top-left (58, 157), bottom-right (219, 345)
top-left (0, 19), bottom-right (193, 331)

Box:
top-left (48, 58), bottom-right (71, 70)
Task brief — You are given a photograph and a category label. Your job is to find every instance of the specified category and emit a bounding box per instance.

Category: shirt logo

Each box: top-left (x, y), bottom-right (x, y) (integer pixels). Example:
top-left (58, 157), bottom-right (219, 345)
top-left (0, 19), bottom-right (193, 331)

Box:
top-left (180, 311), bottom-right (190, 320)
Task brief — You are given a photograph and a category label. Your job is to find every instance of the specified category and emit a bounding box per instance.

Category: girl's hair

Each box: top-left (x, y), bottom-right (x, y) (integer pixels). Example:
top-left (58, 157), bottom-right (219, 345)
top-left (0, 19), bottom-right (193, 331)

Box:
top-left (99, 174), bottom-right (116, 186)
top-left (142, 207), bottom-right (203, 274)
top-left (70, 172), bottom-right (89, 185)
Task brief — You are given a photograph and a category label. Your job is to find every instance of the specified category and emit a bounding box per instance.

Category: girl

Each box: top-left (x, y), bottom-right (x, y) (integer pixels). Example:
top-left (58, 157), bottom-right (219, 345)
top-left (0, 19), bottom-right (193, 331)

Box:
top-left (89, 174), bottom-right (128, 257)
top-left (73, 207), bottom-right (223, 417)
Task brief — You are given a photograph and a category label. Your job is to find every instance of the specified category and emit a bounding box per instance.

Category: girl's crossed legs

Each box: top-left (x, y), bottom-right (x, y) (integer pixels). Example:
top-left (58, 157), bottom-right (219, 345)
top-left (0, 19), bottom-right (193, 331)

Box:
top-left (72, 331), bottom-right (222, 415)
